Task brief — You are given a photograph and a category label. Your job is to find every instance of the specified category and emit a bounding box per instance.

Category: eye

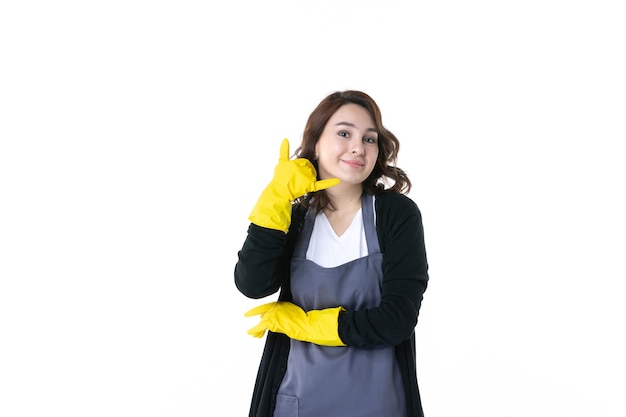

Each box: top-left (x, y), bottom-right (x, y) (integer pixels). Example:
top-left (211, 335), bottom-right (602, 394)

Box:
top-left (338, 130), bottom-right (350, 138)
top-left (363, 136), bottom-right (378, 144)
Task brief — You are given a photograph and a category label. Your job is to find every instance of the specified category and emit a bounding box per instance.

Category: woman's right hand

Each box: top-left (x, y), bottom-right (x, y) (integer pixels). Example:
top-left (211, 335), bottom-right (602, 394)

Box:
top-left (248, 138), bottom-right (339, 233)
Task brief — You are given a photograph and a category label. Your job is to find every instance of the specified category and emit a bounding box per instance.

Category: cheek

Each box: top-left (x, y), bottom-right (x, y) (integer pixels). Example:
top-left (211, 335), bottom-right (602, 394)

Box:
top-left (367, 150), bottom-right (379, 170)
top-left (317, 138), bottom-right (338, 157)
top-left (368, 147), bottom-right (380, 162)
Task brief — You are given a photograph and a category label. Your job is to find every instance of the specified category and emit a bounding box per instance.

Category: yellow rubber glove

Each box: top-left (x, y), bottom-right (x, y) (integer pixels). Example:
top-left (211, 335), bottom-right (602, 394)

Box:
top-left (248, 138), bottom-right (340, 233)
top-left (244, 301), bottom-right (346, 347)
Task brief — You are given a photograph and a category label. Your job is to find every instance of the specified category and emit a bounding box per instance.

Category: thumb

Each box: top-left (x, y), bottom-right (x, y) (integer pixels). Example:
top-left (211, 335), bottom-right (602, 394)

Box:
top-left (244, 302), bottom-right (277, 317)
top-left (312, 177), bottom-right (340, 192)
top-left (278, 138), bottom-right (290, 162)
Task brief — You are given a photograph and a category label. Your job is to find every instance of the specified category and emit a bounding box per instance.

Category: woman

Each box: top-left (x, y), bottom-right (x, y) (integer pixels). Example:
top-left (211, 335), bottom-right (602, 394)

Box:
top-left (235, 90), bottom-right (429, 417)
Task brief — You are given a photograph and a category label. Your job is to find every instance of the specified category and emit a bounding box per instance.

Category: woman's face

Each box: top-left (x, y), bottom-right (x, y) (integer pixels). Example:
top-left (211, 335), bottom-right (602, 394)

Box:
top-left (315, 103), bottom-right (379, 186)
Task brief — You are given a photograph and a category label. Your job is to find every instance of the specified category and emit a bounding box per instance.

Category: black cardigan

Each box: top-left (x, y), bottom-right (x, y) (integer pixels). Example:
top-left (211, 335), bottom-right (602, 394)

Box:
top-left (235, 191), bottom-right (429, 417)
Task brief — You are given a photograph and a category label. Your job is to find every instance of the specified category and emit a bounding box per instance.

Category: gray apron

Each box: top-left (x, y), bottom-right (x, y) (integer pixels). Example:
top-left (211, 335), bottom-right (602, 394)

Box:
top-left (274, 194), bottom-right (407, 417)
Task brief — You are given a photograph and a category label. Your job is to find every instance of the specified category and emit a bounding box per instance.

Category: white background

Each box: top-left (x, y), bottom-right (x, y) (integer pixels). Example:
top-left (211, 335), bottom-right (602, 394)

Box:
top-left (1, 1), bottom-right (625, 416)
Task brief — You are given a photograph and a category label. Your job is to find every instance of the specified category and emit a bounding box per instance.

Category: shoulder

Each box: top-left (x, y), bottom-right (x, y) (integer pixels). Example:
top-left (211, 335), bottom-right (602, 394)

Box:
top-left (372, 191), bottom-right (427, 256)
top-left (374, 191), bottom-right (420, 217)
top-left (373, 191), bottom-right (424, 240)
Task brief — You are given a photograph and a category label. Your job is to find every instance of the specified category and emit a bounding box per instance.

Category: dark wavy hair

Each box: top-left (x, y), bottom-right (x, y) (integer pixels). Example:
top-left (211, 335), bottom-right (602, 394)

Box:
top-left (294, 90), bottom-right (411, 211)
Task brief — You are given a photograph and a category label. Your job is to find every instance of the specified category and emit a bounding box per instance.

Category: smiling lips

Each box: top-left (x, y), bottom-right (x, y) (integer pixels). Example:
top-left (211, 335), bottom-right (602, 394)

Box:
top-left (341, 159), bottom-right (365, 168)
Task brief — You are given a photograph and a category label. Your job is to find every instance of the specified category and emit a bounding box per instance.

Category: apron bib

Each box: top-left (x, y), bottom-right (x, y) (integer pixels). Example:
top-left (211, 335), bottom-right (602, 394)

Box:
top-left (274, 194), bottom-right (407, 417)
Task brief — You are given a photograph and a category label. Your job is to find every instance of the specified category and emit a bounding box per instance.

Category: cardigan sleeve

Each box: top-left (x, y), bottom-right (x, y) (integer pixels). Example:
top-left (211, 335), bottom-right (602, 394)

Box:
top-left (234, 223), bottom-right (287, 299)
top-left (338, 192), bottom-right (429, 347)
top-left (234, 207), bottom-right (305, 300)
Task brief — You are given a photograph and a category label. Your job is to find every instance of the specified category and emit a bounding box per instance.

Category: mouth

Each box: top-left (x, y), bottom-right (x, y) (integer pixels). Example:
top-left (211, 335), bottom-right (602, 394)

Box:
top-left (341, 159), bottom-right (364, 168)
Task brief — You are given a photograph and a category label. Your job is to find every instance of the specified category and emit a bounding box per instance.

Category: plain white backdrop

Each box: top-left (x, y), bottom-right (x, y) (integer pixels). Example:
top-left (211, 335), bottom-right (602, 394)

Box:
top-left (1, 1), bottom-right (625, 416)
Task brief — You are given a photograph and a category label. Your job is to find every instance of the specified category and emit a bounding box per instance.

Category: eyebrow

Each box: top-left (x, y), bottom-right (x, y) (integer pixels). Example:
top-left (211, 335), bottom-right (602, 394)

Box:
top-left (334, 121), bottom-right (378, 133)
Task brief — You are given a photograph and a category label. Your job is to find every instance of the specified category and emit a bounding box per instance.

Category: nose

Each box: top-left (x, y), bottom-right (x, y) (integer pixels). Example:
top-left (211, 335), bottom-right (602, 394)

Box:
top-left (351, 139), bottom-right (364, 155)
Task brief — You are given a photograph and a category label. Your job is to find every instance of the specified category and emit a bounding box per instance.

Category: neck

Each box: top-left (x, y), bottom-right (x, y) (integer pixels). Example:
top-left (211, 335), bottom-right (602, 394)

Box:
top-left (324, 184), bottom-right (363, 213)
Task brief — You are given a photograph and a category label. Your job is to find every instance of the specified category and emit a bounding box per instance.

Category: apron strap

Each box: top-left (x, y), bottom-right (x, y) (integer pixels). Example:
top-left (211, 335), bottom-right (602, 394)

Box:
top-left (361, 193), bottom-right (380, 255)
top-left (293, 193), bottom-right (380, 258)
top-left (293, 205), bottom-right (316, 258)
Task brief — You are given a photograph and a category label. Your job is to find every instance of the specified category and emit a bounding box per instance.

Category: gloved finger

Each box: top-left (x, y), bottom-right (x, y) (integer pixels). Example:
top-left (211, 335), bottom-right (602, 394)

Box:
top-left (279, 138), bottom-right (290, 163)
top-left (244, 302), bottom-right (277, 317)
top-left (247, 321), bottom-right (269, 338)
top-left (313, 178), bottom-right (340, 192)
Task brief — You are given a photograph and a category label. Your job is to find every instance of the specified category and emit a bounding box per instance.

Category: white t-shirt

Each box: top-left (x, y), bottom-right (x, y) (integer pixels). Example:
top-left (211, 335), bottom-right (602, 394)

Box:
top-left (305, 196), bottom-right (376, 268)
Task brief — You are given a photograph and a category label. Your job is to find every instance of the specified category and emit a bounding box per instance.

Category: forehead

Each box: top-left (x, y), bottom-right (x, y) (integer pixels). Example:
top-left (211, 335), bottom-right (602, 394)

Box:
top-left (328, 103), bottom-right (375, 126)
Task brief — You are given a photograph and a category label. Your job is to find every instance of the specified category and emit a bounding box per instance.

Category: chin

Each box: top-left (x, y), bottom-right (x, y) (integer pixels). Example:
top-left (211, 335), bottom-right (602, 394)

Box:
top-left (338, 176), bottom-right (369, 186)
